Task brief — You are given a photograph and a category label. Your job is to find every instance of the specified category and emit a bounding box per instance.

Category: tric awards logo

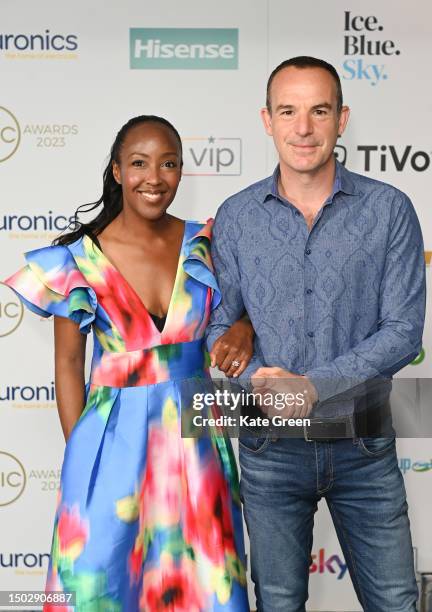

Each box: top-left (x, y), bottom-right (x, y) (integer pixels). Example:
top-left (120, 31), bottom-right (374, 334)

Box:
top-left (0, 105), bottom-right (79, 167)
top-left (0, 283), bottom-right (23, 337)
top-left (0, 107), bottom-right (20, 162)
top-left (183, 137), bottom-right (242, 176)
top-left (0, 451), bottom-right (26, 507)
top-left (130, 28), bottom-right (238, 70)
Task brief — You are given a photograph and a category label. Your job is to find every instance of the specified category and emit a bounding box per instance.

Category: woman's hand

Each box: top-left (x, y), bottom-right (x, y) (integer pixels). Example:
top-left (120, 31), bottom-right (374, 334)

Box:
top-left (209, 316), bottom-right (254, 378)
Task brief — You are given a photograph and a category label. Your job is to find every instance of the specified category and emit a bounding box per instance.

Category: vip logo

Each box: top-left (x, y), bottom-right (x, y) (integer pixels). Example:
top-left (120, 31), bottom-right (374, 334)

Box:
top-left (130, 28), bottom-right (238, 70)
top-left (0, 107), bottom-right (20, 162)
top-left (0, 283), bottom-right (23, 337)
top-left (0, 451), bottom-right (26, 507)
top-left (309, 548), bottom-right (348, 579)
top-left (183, 137), bottom-right (242, 176)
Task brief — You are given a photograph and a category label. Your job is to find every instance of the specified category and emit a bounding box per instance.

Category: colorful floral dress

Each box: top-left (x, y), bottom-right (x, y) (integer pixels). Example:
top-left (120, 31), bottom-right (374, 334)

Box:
top-left (5, 220), bottom-right (249, 612)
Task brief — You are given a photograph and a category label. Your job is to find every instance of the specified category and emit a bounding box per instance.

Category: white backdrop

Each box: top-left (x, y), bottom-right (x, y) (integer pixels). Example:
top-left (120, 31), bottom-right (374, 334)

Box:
top-left (0, 1), bottom-right (431, 610)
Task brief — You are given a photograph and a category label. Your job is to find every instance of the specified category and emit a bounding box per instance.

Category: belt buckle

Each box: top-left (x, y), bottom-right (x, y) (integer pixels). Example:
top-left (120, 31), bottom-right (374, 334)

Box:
top-left (304, 421), bottom-right (313, 442)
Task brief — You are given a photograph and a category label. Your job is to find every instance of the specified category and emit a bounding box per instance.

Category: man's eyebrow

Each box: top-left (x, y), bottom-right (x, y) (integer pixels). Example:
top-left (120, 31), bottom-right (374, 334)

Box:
top-left (311, 102), bottom-right (333, 110)
top-left (275, 104), bottom-right (295, 112)
top-left (275, 102), bottom-right (333, 112)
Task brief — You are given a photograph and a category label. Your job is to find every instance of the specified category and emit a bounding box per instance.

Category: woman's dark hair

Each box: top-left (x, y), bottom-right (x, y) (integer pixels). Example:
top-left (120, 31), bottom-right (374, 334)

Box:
top-left (53, 115), bottom-right (183, 246)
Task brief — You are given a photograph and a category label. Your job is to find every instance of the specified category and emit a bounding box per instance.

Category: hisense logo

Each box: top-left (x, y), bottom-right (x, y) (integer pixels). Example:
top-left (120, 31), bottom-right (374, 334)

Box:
top-left (130, 28), bottom-right (238, 69)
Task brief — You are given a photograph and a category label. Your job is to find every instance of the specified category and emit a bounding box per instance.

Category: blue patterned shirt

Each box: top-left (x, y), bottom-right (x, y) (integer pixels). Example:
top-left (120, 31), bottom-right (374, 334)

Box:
top-left (206, 161), bottom-right (426, 417)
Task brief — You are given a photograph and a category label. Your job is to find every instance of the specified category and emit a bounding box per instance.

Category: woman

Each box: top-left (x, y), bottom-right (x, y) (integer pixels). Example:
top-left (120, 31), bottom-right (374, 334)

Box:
top-left (5, 115), bottom-right (252, 611)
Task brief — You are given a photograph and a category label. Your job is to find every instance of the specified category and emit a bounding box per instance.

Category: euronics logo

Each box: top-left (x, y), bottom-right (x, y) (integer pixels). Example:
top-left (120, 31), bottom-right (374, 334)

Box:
top-left (130, 28), bottom-right (238, 70)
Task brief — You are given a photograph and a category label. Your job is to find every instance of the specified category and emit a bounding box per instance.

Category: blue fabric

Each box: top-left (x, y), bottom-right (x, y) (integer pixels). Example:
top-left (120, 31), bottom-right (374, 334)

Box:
top-left (206, 161), bottom-right (426, 417)
top-left (239, 435), bottom-right (418, 611)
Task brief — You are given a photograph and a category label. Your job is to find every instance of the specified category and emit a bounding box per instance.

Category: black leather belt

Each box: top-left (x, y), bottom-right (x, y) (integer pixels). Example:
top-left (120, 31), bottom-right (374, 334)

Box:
top-left (270, 415), bottom-right (355, 442)
top-left (303, 416), bottom-right (355, 441)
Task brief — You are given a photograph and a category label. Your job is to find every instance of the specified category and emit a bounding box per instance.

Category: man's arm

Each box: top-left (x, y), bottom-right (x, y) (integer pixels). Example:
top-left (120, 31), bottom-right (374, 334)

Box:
top-left (206, 203), bottom-right (265, 386)
top-left (305, 192), bottom-right (426, 403)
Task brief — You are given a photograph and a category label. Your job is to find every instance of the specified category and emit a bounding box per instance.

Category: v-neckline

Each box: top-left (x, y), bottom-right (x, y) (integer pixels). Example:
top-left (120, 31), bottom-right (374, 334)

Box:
top-left (84, 221), bottom-right (187, 336)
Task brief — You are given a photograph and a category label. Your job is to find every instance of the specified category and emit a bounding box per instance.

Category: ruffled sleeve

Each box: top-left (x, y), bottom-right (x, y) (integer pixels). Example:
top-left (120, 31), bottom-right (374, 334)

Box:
top-left (4, 244), bottom-right (97, 334)
top-left (183, 219), bottom-right (221, 310)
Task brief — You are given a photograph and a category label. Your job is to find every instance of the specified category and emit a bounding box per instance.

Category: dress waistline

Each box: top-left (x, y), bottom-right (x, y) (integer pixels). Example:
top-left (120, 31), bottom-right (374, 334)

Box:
top-left (89, 339), bottom-right (208, 388)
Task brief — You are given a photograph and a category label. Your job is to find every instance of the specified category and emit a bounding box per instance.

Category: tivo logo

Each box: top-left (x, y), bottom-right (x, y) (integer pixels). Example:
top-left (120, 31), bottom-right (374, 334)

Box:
top-left (183, 137), bottom-right (242, 176)
top-left (130, 28), bottom-right (238, 69)
top-left (334, 144), bottom-right (430, 172)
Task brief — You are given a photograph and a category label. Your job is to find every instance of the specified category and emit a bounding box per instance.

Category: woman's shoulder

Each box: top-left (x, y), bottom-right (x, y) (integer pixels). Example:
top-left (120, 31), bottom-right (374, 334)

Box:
top-left (23, 236), bottom-right (85, 271)
top-left (185, 218), bottom-right (214, 242)
top-left (4, 235), bottom-right (96, 333)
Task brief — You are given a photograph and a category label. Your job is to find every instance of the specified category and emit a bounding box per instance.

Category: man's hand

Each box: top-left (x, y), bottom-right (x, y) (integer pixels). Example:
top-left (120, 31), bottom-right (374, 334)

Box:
top-left (210, 318), bottom-right (254, 377)
top-left (251, 367), bottom-right (318, 419)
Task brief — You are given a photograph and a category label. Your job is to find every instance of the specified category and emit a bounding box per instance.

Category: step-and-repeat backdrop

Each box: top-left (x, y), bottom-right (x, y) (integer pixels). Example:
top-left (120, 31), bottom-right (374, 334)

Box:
top-left (0, 1), bottom-right (430, 610)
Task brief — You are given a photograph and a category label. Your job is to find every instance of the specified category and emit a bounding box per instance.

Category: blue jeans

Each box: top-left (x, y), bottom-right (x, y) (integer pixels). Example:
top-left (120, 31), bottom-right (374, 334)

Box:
top-left (239, 435), bottom-right (418, 612)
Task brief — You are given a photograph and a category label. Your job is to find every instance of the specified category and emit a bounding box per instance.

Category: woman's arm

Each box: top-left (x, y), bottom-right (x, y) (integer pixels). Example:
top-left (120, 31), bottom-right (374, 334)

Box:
top-left (209, 314), bottom-right (254, 378)
top-left (54, 316), bottom-right (87, 441)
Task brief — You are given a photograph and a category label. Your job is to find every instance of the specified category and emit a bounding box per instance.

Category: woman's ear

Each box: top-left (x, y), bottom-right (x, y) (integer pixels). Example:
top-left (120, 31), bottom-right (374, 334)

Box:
top-left (112, 161), bottom-right (121, 185)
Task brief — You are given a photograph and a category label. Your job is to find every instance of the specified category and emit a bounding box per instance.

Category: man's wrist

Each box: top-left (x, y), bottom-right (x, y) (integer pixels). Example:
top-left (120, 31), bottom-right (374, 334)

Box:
top-left (302, 376), bottom-right (318, 405)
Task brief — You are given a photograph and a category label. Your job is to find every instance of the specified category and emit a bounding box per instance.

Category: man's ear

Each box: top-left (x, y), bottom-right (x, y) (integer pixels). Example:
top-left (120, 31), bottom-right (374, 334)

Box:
top-left (260, 107), bottom-right (273, 136)
top-left (337, 105), bottom-right (350, 137)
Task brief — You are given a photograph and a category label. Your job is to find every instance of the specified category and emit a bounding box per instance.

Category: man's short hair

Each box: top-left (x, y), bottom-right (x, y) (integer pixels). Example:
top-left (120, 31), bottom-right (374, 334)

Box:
top-left (266, 56), bottom-right (343, 114)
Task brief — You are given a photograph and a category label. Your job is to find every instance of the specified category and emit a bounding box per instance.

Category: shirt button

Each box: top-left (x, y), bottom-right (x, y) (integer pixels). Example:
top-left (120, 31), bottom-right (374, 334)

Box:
top-left (307, 331), bottom-right (315, 338)
top-left (305, 248), bottom-right (312, 255)
top-left (294, 210), bottom-right (301, 216)
top-left (306, 288), bottom-right (313, 295)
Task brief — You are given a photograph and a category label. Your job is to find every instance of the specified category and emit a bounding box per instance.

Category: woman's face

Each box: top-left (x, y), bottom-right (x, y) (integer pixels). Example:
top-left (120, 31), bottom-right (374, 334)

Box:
top-left (113, 122), bottom-right (182, 221)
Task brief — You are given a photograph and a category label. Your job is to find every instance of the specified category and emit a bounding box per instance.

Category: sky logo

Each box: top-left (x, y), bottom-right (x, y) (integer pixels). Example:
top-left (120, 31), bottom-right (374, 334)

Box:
top-left (309, 548), bottom-right (348, 579)
top-left (130, 28), bottom-right (238, 70)
top-left (341, 11), bottom-right (400, 86)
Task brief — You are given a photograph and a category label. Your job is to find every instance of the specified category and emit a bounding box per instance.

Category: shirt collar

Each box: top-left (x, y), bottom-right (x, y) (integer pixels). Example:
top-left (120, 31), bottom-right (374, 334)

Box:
top-left (263, 159), bottom-right (359, 204)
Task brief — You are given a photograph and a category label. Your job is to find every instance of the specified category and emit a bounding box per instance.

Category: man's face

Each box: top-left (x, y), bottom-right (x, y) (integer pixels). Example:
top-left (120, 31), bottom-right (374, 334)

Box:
top-left (261, 66), bottom-right (349, 175)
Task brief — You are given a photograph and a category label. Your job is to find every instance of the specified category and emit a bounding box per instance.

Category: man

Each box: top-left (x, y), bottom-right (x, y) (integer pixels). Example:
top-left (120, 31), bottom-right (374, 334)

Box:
top-left (206, 56), bottom-right (425, 611)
